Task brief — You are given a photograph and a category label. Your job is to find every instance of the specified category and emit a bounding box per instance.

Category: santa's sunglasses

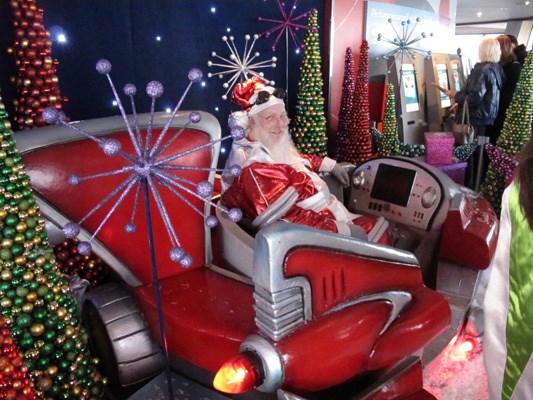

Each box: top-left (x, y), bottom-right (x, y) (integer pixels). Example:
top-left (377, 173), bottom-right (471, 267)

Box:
top-left (254, 88), bottom-right (286, 105)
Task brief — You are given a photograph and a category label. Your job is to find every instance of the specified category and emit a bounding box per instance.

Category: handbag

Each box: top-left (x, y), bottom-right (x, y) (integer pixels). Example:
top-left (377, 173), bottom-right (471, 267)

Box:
top-left (452, 103), bottom-right (475, 145)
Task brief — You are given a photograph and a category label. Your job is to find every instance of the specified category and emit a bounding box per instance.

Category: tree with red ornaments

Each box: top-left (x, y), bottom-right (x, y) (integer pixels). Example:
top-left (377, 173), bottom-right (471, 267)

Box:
top-left (8, 0), bottom-right (68, 130)
top-left (335, 47), bottom-right (355, 162)
top-left (344, 40), bottom-right (373, 165)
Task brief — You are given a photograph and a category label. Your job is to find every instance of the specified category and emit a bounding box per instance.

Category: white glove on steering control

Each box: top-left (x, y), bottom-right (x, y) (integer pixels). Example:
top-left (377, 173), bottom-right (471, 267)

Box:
top-left (331, 163), bottom-right (350, 188)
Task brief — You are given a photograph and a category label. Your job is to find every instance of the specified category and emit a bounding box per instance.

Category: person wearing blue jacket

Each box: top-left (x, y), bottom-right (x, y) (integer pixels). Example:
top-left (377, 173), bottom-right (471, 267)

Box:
top-left (445, 37), bottom-right (504, 190)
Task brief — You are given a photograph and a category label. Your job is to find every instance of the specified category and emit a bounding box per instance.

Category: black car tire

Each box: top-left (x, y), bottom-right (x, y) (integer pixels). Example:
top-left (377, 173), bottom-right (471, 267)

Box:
top-left (82, 282), bottom-right (165, 388)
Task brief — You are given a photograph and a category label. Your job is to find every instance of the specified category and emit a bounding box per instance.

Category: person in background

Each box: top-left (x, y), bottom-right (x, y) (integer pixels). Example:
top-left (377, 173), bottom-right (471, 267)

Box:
top-left (483, 135), bottom-right (533, 400)
top-left (507, 34), bottom-right (527, 66)
top-left (221, 77), bottom-right (390, 244)
top-left (445, 37), bottom-right (504, 190)
top-left (486, 35), bottom-right (522, 145)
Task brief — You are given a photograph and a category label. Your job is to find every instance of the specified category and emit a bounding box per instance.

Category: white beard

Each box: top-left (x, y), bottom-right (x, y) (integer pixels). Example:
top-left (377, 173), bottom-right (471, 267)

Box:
top-left (263, 130), bottom-right (304, 166)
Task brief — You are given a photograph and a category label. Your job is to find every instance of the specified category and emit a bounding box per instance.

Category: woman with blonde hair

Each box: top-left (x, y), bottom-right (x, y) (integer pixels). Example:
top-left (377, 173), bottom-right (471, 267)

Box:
top-left (445, 37), bottom-right (504, 189)
top-left (486, 35), bottom-right (522, 145)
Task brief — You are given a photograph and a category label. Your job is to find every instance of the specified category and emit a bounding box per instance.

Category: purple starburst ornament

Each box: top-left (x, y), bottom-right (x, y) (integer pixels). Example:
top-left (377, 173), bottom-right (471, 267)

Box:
top-left (43, 59), bottom-right (243, 267)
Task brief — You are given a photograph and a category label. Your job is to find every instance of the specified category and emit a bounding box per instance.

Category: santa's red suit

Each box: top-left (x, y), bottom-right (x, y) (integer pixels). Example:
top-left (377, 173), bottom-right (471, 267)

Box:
top-left (222, 136), bottom-right (390, 245)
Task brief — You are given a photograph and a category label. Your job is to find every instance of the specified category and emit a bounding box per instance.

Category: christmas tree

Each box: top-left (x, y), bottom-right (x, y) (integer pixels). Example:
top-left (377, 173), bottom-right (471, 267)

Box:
top-left (291, 8), bottom-right (328, 157)
top-left (480, 51), bottom-right (533, 214)
top-left (335, 47), bottom-right (355, 161)
top-left (8, 0), bottom-right (68, 130)
top-left (0, 92), bottom-right (104, 398)
top-left (379, 83), bottom-right (401, 156)
top-left (345, 40), bottom-right (373, 165)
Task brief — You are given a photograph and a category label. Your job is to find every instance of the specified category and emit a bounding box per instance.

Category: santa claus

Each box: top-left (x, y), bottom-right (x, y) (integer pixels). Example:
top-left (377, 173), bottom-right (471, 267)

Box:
top-left (221, 78), bottom-right (389, 244)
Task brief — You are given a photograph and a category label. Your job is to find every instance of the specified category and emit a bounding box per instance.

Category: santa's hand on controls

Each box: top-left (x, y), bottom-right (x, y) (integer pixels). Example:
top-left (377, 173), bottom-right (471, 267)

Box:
top-left (221, 77), bottom-right (390, 245)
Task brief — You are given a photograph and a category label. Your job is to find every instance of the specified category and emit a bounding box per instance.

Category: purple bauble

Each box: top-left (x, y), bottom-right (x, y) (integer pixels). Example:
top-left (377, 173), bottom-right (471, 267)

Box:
top-left (69, 175), bottom-right (81, 186)
top-left (101, 138), bottom-right (121, 156)
top-left (189, 111), bottom-right (201, 124)
top-left (206, 215), bottom-right (218, 228)
top-left (170, 246), bottom-right (185, 262)
top-left (180, 254), bottom-right (193, 268)
top-left (42, 107), bottom-right (59, 124)
top-left (229, 164), bottom-right (242, 177)
top-left (230, 126), bottom-right (245, 140)
top-left (77, 241), bottom-right (92, 255)
top-left (146, 81), bottom-right (164, 98)
top-left (188, 68), bottom-right (203, 83)
top-left (123, 83), bottom-right (137, 96)
top-left (96, 59), bottom-right (112, 75)
top-left (124, 222), bottom-right (136, 234)
top-left (228, 208), bottom-right (243, 222)
top-left (62, 222), bottom-right (80, 239)
top-left (197, 181), bottom-right (213, 198)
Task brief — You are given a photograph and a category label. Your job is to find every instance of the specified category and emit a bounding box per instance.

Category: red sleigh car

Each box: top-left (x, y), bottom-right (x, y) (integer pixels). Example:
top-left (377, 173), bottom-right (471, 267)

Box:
top-left (15, 110), bottom-right (497, 399)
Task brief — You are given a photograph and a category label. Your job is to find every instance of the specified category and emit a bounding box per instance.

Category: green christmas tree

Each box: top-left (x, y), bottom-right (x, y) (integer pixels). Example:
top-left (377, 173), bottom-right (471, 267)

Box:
top-left (291, 8), bottom-right (328, 157)
top-left (480, 51), bottom-right (533, 214)
top-left (379, 83), bottom-right (401, 156)
top-left (0, 91), bottom-right (105, 398)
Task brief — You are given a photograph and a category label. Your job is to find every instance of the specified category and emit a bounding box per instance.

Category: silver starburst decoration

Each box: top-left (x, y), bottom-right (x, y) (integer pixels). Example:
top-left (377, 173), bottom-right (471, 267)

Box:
top-left (377, 17), bottom-right (433, 74)
top-left (207, 34), bottom-right (277, 100)
top-left (42, 59), bottom-right (244, 267)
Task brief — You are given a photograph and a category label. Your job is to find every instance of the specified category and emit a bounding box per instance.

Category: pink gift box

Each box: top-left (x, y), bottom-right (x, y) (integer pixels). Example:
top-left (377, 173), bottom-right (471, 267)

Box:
top-left (425, 132), bottom-right (454, 165)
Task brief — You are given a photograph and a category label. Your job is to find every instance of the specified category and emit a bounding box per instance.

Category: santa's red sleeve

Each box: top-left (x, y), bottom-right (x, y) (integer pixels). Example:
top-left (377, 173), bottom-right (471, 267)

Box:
top-left (222, 162), bottom-right (340, 233)
top-left (299, 153), bottom-right (325, 172)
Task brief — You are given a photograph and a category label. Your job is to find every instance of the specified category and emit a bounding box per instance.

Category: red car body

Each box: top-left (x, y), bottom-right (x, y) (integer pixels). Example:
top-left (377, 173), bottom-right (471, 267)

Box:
top-left (15, 111), bottom-right (497, 399)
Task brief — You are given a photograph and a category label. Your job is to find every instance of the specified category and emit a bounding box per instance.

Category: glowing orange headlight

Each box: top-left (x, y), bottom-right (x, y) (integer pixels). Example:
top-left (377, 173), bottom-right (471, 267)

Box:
top-left (213, 353), bottom-right (260, 394)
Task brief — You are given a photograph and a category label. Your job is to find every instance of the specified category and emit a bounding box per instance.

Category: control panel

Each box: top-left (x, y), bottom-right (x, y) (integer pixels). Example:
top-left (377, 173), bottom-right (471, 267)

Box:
top-left (348, 158), bottom-right (445, 231)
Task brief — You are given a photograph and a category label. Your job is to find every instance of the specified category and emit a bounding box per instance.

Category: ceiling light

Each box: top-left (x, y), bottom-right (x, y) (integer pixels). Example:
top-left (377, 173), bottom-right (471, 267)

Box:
top-left (476, 11), bottom-right (483, 17)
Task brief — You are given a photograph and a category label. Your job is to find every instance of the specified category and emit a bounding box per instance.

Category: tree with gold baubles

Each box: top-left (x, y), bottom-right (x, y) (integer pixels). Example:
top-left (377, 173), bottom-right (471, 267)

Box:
top-left (379, 83), bottom-right (401, 156)
top-left (480, 51), bottom-right (533, 215)
top-left (8, 0), bottom-right (68, 130)
top-left (291, 8), bottom-right (328, 157)
top-left (0, 91), bottom-right (105, 398)
top-left (335, 47), bottom-right (355, 162)
top-left (345, 40), bottom-right (373, 165)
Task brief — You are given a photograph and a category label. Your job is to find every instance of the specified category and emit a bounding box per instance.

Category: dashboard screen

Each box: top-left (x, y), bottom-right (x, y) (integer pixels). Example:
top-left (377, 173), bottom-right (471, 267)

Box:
top-left (371, 164), bottom-right (416, 207)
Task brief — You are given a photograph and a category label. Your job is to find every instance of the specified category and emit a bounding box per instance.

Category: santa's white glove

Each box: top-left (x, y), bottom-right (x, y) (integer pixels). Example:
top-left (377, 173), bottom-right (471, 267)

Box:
top-left (349, 224), bottom-right (368, 240)
top-left (331, 163), bottom-right (350, 188)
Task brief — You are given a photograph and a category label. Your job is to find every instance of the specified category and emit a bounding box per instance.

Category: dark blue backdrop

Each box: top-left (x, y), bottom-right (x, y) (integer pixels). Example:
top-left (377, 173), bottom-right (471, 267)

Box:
top-left (0, 0), bottom-right (326, 164)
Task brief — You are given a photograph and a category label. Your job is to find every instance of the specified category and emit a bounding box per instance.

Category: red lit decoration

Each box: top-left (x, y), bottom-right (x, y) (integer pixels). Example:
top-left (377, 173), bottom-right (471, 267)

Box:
top-left (213, 353), bottom-right (259, 394)
top-left (344, 40), bottom-right (373, 165)
top-left (8, 0), bottom-right (69, 130)
top-left (335, 47), bottom-right (355, 162)
top-left (53, 239), bottom-right (110, 288)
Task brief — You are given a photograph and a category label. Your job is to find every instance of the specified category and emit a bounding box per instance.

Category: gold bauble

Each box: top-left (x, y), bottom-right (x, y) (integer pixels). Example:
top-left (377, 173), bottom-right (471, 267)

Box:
top-left (30, 323), bottom-right (45, 336)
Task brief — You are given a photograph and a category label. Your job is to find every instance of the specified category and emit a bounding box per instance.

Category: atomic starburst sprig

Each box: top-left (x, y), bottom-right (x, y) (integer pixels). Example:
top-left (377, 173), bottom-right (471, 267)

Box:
top-left (257, 0), bottom-right (312, 52)
top-left (208, 34), bottom-right (277, 100)
top-left (42, 59), bottom-right (244, 267)
top-left (377, 17), bottom-right (433, 75)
